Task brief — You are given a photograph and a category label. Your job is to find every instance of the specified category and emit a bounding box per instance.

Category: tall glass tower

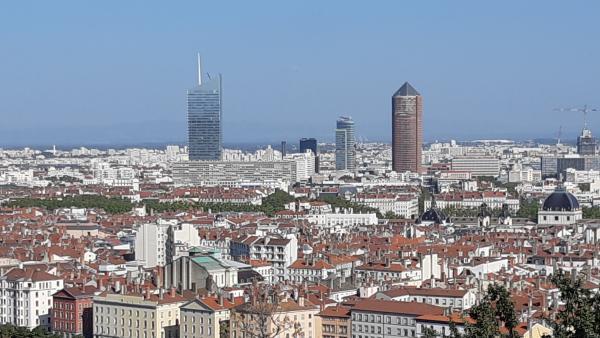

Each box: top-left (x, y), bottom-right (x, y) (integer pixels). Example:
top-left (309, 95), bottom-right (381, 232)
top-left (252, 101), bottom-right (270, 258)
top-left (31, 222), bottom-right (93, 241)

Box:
top-left (335, 116), bottom-right (356, 171)
top-left (188, 55), bottom-right (222, 161)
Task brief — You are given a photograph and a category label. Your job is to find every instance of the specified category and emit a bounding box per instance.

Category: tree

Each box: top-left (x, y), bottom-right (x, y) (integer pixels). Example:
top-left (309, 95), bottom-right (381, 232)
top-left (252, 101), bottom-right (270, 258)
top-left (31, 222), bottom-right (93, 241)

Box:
top-left (464, 284), bottom-right (517, 338)
top-left (422, 327), bottom-right (438, 338)
top-left (232, 285), bottom-right (303, 338)
top-left (550, 269), bottom-right (600, 337)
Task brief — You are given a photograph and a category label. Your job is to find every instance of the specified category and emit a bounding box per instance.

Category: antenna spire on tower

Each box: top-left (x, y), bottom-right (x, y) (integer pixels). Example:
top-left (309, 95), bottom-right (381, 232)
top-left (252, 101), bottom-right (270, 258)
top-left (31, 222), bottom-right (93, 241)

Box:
top-left (197, 53), bottom-right (202, 86)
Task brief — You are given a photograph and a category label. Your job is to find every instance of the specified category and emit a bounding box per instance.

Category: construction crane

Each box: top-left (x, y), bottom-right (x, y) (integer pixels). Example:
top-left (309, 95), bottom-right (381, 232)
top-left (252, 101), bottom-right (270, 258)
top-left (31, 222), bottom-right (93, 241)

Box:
top-left (554, 105), bottom-right (599, 130)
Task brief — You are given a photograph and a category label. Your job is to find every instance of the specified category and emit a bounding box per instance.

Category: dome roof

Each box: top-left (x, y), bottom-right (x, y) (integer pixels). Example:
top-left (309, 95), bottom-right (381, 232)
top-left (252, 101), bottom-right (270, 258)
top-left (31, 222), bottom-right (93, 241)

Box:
top-left (542, 190), bottom-right (580, 211)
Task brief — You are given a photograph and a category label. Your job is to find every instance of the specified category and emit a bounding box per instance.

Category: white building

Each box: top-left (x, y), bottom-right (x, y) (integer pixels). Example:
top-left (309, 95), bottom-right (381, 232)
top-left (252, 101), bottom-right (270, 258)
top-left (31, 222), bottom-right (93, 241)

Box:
top-left (230, 235), bottom-right (298, 282)
top-left (306, 209), bottom-right (378, 227)
top-left (451, 156), bottom-right (500, 177)
top-left (135, 221), bottom-right (173, 268)
top-left (0, 267), bottom-right (64, 329)
top-left (353, 193), bottom-right (419, 218)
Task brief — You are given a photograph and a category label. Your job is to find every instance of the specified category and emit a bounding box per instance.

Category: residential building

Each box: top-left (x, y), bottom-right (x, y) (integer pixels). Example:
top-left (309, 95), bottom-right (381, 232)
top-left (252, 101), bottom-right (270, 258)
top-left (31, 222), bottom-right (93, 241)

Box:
top-left (316, 306), bottom-right (351, 338)
top-left (335, 116), bottom-right (356, 171)
top-left (179, 295), bottom-right (243, 338)
top-left (350, 299), bottom-right (444, 338)
top-left (0, 267), bottom-right (64, 330)
top-left (374, 287), bottom-right (477, 311)
top-left (135, 221), bottom-right (171, 268)
top-left (230, 297), bottom-right (319, 338)
top-left (93, 289), bottom-right (187, 338)
top-left (288, 258), bottom-right (336, 283)
top-left (188, 56), bottom-right (222, 161)
top-left (392, 82), bottom-right (423, 174)
top-left (230, 235), bottom-right (298, 282)
top-left (52, 286), bottom-right (96, 338)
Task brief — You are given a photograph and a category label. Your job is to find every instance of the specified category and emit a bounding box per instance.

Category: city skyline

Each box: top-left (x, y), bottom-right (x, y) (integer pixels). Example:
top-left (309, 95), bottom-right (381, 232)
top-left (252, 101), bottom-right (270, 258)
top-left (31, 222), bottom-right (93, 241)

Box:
top-left (1, 2), bottom-right (600, 146)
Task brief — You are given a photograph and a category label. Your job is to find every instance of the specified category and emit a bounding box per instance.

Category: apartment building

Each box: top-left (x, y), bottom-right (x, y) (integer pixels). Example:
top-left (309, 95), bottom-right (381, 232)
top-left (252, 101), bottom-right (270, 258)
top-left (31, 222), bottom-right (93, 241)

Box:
top-left (230, 235), bottom-right (298, 282)
top-left (316, 306), bottom-right (351, 338)
top-left (52, 285), bottom-right (96, 338)
top-left (93, 289), bottom-right (187, 338)
top-left (230, 297), bottom-right (319, 338)
top-left (350, 299), bottom-right (444, 338)
top-left (374, 287), bottom-right (477, 310)
top-left (288, 258), bottom-right (336, 283)
top-left (179, 295), bottom-right (243, 338)
top-left (0, 267), bottom-right (64, 330)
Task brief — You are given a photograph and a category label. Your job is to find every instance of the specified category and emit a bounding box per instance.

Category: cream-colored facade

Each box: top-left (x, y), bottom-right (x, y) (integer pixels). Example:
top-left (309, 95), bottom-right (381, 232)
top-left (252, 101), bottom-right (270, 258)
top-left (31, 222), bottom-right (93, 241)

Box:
top-left (93, 290), bottom-right (187, 338)
top-left (230, 298), bottom-right (319, 338)
top-left (180, 296), bottom-right (241, 338)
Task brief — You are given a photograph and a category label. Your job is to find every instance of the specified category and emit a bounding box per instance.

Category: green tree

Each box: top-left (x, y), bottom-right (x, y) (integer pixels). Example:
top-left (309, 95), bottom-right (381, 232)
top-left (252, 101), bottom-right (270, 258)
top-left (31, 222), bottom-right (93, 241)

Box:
top-left (550, 269), bottom-right (600, 337)
top-left (422, 327), bottom-right (438, 338)
top-left (464, 284), bottom-right (517, 338)
top-left (516, 197), bottom-right (539, 220)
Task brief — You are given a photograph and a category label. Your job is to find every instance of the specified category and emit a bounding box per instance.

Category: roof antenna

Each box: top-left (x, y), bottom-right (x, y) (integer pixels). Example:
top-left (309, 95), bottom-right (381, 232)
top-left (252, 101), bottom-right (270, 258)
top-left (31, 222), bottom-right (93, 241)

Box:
top-left (197, 53), bottom-right (202, 86)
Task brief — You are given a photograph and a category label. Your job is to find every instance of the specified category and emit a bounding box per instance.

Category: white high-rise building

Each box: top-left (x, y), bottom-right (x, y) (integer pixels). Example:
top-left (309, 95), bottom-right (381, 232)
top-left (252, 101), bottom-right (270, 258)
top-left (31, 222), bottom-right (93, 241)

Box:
top-left (285, 151), bottom-right (315, 181)
top-left (134, 221), bottom-right (173, 268)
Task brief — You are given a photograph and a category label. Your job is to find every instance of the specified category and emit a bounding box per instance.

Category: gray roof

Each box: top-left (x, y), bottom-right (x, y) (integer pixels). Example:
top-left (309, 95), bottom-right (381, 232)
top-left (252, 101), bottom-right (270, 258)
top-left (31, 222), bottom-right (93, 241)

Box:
top-left (393, 82), bottom-right (420, 97)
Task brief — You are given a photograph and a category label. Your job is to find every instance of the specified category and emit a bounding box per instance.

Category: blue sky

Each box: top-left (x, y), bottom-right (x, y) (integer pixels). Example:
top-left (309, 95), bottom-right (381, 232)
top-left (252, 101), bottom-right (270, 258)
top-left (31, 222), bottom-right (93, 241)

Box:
top-left (1, 1), bottom-right (599, 146)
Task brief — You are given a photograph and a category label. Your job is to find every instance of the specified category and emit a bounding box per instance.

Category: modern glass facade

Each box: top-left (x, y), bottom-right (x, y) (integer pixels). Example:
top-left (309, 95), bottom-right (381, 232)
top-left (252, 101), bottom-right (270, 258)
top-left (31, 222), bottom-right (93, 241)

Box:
top-left (335, 116), bottom-right (355, 171)
top-left (187, 74), bottom-right (222, 161)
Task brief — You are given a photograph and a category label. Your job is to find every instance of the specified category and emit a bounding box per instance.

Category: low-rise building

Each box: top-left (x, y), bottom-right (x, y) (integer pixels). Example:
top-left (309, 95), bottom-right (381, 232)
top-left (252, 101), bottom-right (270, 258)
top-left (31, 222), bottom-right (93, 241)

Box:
top-left (350, 299), bottom-right (444, 338)
top-left (52, 286), bottom-right (96, 338)
top-left (93, 289), bottom-right (187, 338)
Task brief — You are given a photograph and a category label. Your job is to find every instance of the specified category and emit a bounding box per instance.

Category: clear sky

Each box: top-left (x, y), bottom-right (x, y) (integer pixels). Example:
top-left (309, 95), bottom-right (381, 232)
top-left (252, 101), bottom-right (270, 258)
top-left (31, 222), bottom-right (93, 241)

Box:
top-left (1, 1), bottom-right (599, 147)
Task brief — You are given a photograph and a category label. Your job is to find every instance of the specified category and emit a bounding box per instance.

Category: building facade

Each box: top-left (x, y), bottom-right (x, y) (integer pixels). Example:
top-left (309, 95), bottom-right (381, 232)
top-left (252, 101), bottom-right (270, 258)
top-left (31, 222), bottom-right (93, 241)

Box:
top-left (0, 267), bottom-right (64, 330)
top-left (335, 116), bottom-right (356, 171)
top-left (93, 290), bottom-right (186, 338)
top-left (52, 286), bottom-right (96, 338)
top-left (392, 82), bottom-right (423, 174)
top-left (188, 57), bottom-right (222, 161)
top-left (300, 138), bottom-right (319, 173)
top-left (450, 156), bottom-right (500, 177)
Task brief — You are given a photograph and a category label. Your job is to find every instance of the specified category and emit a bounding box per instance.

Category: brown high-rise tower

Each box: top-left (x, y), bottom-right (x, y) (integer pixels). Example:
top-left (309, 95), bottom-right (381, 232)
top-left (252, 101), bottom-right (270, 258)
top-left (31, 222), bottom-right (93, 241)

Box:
top-left (392, 82), bottom-right (422, 173)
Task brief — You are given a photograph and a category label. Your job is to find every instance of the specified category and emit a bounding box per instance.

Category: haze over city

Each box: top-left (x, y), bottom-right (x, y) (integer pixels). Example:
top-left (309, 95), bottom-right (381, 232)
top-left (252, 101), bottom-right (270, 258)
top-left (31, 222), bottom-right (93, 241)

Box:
top-left (1, 1), bottom-right (600, 146)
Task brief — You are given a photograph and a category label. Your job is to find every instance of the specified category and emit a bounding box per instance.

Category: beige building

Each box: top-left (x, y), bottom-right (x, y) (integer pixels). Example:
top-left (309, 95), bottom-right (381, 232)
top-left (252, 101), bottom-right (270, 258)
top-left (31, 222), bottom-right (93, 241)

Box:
top-left (93, 289), bottom-right (188, 338)
top-left (230, 297), bottom-right (319, 338)
top-left (179, 295), bottom-right (243, 338)
top-left (316, 306), bottom-right (351, 338)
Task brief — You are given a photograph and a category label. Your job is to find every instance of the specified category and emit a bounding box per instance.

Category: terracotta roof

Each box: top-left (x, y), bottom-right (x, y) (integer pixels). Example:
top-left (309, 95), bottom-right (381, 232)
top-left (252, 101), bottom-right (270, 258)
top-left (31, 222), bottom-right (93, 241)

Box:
top-left (2, 267), bottom-right (61, 282)
top-left (352, 299), bottom-right (444, 316)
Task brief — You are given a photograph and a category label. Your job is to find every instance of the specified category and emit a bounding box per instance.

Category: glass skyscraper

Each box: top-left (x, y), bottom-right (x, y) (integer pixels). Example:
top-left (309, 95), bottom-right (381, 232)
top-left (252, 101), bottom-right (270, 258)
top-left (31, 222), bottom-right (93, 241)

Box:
top-left (335, 116), bottom-right (356, 171)
top-left (187, 58), bottom-right (222, 161)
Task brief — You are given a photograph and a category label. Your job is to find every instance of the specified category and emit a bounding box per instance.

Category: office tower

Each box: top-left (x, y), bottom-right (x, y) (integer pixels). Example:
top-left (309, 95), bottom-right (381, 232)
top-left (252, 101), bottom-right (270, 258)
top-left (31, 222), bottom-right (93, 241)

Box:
top-left (281, 141), bottom-right (287, 157)
top-left (392, 82), bottom-right (423, 173)
top-left (188, 55), bottom-right (222, 161)
top-left (335, 116), bottom-right (356, 171)
top-left (300, 137), bottom-right (319, 173)
top-left (577, 128), bottom-right (597, 155)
